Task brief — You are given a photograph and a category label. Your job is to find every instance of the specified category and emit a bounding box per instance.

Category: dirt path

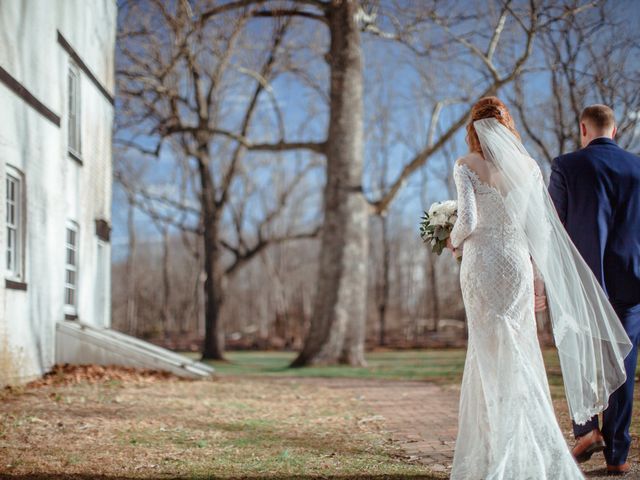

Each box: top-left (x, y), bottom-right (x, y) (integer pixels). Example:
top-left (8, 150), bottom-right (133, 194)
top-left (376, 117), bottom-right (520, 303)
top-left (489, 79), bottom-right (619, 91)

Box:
top-left (265, 377), bottom-right (457, 476)
top-left (321, 378), bottom-right (458, 471)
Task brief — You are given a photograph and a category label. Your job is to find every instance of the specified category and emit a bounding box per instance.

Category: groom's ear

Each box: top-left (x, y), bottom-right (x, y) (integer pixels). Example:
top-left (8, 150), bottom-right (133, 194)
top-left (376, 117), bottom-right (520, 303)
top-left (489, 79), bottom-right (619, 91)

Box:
top-left (580, 122), bottom-right (587, 137)
top-left (612, 125), bottom-right (617, 139)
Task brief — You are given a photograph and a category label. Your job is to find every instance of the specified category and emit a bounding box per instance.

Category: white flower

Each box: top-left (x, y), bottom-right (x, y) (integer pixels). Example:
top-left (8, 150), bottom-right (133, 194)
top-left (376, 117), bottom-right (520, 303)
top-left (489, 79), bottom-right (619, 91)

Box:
top-left (427, 202), bottom-right (441, 217)
top-left (427, 200), bottom-right (457, 226)
top-left (441, 200), bottom-right (457, 212)
top-left (430, 212), bottom-right (448, 226)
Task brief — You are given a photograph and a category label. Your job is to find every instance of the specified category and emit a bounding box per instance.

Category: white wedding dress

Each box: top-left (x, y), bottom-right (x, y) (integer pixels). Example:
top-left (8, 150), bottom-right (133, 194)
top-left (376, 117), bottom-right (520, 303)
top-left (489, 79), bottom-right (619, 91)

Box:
top-left (449, 162), bottom-right (584, 479)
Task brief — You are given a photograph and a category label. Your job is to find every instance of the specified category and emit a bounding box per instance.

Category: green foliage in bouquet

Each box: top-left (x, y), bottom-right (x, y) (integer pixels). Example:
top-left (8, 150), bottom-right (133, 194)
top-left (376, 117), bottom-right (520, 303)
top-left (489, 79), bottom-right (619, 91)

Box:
top-left (419, 210), bottom-right (454, 255)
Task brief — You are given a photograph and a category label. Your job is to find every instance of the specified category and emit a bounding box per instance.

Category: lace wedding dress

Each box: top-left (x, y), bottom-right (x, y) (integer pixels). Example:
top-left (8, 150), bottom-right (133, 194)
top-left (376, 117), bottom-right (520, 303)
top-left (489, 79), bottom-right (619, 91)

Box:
top-left (449, 162), bottom-right (584, 479)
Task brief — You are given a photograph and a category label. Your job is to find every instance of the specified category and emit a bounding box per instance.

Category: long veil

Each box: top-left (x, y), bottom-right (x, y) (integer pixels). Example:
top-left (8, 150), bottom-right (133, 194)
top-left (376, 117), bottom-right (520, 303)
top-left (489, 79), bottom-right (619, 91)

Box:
top-left (473, 117), bottom-right (632, 425)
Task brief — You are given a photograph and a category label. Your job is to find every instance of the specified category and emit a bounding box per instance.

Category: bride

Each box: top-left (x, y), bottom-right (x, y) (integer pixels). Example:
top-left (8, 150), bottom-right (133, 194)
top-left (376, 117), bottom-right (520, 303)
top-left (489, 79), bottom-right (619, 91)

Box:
top-left (446, 97), bottom-right (632, 479)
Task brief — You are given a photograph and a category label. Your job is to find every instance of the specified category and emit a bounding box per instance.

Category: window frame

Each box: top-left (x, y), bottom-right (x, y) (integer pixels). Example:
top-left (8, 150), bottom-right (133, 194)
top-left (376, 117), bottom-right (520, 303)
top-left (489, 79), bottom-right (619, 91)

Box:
top-left (6, 165), bottom-right (25, 282)
top-left (67, 63), bottom-right (81, 159)
top-left (64, 221), bottom-right (79, 315)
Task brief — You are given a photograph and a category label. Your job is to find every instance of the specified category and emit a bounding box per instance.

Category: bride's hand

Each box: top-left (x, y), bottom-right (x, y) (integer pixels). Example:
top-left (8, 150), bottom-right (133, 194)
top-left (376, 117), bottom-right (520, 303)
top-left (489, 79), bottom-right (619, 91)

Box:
top-left (534, 294), bottom-right (547, 312)
top-left (533, 276), bottom-right (546, 312)
top-left (446, 238), bottom-right (459, 258)
top-left (446, 238), bottom-right (463, 261)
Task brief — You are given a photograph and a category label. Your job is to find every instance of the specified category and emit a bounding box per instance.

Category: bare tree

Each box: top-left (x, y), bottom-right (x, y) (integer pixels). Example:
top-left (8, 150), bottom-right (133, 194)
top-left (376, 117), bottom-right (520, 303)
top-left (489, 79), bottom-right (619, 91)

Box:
top-left (116, 1), bottom-right (320, 360)
top-left (202, 0), bottom-right (560, 366)
top-left (158, 223), bottom-right (173, 335)
top-left (188, 0), bottom-right (370, 366)
top-left (114, 0), bottom-right (609, 366)
top-left (363, 63), bottom-right (394, 345)
top-left (511, 2), bottom-right (640, 165)
top-left (125, 194), bottom-right (138, 335)
top-left (364, 0), bottom-right (599, 216)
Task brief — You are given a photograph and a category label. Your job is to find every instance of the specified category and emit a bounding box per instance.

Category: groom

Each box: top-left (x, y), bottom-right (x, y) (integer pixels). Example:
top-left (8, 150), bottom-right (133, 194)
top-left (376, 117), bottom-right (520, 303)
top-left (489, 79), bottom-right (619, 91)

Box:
top-left (549, 104), bottom-right (640, 475)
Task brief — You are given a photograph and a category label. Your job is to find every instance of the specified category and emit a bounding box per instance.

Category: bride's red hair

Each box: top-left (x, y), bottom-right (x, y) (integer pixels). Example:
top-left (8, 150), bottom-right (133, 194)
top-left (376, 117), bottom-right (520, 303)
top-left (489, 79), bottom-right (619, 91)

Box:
top-left (466, 96), bottom-right (520, 154)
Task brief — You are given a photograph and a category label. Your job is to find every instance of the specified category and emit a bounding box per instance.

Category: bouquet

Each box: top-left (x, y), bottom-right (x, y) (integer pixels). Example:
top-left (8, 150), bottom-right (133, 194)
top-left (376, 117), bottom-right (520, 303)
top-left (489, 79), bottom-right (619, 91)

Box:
top-left (419, 200), bottom-right (461, 260)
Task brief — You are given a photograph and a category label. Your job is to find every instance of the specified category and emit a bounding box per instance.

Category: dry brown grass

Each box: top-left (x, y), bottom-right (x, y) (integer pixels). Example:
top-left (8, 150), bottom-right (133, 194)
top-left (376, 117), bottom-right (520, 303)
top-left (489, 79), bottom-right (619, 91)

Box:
top-left (0, 366), bottom-right (441, 479)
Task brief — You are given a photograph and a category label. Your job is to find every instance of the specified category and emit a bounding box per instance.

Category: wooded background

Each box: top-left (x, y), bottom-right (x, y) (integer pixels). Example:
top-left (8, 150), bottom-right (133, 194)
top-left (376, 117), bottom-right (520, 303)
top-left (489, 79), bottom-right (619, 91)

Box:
top-left (111, 0), bottom-right (640, 364)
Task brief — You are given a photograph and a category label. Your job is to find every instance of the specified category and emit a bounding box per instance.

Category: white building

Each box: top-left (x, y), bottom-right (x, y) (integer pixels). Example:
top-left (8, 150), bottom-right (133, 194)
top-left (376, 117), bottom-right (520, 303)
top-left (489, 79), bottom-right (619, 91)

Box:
top-left (0, 1), bottom-right (214, 385)
top-left (0, 0), bottom-right (117, 384)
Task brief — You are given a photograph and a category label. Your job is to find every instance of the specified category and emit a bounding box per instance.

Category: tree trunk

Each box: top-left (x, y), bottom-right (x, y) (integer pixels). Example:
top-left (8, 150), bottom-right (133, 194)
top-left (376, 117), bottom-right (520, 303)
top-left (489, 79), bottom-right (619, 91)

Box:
top-left (161, 226), bottom-right (172, 336)
top-left (193, 269), bottom-right (201, 335)
top-left (428, 251), bottom-right (440, 332)
top-left (125, 199), bottom-right (138, 335)
top-left (292, 0), bottom-right (368, 367)
top-left (198, 152), bottom-right (226, 360)
top-left (201, 235), bottom-right (224, 360)
top-left (378, 214), bottom-right (390, 346)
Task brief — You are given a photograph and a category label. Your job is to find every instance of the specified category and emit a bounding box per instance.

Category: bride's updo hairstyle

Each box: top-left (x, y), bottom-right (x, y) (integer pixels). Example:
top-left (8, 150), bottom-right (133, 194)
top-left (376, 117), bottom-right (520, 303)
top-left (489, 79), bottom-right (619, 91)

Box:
top-left (466, 96), bottom-right (521, 154)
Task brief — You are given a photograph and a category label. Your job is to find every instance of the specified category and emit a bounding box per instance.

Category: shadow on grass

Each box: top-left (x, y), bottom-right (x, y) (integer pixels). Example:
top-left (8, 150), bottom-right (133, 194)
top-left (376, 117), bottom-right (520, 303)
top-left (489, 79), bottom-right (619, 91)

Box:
top-left (183, 416), bottom-right (390, 458)
top-left (0, 475), bottom-right (444, 480)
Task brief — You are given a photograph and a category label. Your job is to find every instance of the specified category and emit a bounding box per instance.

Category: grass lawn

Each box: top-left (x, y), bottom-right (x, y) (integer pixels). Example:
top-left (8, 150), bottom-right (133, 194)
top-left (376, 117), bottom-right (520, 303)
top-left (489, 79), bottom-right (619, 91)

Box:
top-left (188, 349), bottom-right (468, 383)
top-left (190, 348), bottom-right (566, 393)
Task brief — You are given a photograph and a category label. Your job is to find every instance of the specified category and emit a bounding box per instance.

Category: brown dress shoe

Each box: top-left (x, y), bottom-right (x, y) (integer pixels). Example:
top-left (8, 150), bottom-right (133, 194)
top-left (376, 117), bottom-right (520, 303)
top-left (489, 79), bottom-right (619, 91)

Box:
top-left (607, 462), bottom-right (631, 476)
top-left (571, 428), bottom-right (605, 463)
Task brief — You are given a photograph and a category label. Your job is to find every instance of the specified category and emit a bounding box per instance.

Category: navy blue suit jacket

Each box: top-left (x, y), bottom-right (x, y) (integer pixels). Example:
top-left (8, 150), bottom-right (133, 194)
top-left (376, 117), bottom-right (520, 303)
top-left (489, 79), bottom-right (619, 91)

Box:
top-left (549, 138), bottom-right (640, 309)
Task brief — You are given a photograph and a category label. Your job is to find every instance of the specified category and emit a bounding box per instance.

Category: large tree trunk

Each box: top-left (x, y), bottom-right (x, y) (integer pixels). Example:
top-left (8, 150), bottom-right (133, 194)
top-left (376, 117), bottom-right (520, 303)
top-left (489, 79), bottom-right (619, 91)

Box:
top-left (292, 0), bottom-right (368, 367)
top-left (201, 226), bottom-right (224, 360)
top-left (198, 152), bottom-right (226, 360)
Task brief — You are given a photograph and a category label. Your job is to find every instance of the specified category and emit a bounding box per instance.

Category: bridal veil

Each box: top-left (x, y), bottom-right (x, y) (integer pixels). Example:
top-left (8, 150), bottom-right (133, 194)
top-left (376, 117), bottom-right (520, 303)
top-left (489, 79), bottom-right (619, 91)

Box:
top-left (473, 117), bottom-right (632, 425)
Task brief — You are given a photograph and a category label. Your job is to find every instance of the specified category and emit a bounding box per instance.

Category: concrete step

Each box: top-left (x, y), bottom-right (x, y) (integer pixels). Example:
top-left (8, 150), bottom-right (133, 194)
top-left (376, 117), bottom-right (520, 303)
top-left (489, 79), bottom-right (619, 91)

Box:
top-left (55, 320), bottom-right (214, 379)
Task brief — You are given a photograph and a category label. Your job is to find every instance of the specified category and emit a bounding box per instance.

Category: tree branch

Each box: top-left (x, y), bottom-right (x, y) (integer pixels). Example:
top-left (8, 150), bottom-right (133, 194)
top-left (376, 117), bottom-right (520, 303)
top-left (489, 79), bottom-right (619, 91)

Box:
top-left (216, 19), bottom-right (291, 208)
top-left (253, 9), bottom-right (327, 23)
top-left (486, 2), bottom-right (510, 61)
top-left (213, 128), bottom-right (326, 154)
top-left (224, 226), bottom-right (321, 276)
top-left (200, 0), bottom-right (328, 23)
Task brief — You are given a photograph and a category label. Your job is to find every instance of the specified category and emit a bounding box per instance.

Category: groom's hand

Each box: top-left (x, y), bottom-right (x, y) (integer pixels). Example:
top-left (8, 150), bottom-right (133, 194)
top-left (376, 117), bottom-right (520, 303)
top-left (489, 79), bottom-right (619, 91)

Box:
top-left (534, 294), bottom-right (547, 312)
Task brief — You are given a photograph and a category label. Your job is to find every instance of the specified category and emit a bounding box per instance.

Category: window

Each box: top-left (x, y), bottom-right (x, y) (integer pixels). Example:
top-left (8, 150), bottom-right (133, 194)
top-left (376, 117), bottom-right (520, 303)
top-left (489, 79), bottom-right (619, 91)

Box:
top-left (64, 222), bottom-right (79, 311)
top-left (68, 65), bottom-right (81, 156)
top-left (6, 166), bottom-right (24, 280)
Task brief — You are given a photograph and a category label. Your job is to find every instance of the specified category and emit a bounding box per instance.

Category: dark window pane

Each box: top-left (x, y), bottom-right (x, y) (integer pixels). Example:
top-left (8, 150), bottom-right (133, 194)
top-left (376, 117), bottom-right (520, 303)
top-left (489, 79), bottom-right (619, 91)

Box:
top-left (67, 228), bottom-right (77, 246)
top-left (65, 287), bottom-right (75, 306)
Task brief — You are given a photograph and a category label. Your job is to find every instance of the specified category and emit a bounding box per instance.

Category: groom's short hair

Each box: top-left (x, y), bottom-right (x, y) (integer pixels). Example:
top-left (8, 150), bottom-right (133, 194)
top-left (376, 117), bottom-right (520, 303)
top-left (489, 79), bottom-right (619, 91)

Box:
top-left (581, 104), bottom-right (616, 131)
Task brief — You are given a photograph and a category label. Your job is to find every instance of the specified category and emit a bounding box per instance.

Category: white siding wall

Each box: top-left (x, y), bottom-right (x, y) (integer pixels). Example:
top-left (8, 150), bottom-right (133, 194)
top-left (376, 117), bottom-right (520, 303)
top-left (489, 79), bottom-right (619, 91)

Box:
top-left (0, 0), bottom-right (116, 384)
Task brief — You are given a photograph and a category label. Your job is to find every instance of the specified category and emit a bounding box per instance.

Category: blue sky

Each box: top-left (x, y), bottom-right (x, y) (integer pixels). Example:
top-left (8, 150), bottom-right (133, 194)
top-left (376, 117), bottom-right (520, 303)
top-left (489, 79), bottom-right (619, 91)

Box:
top-left (111, 0), bottom-right (640, 260)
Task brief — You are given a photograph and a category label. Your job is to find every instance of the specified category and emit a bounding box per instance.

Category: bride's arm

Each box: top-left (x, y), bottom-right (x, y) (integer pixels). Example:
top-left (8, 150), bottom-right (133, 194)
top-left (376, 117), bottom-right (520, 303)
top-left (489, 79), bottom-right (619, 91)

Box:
top-left (450, 163), bottom-right (477, 248)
